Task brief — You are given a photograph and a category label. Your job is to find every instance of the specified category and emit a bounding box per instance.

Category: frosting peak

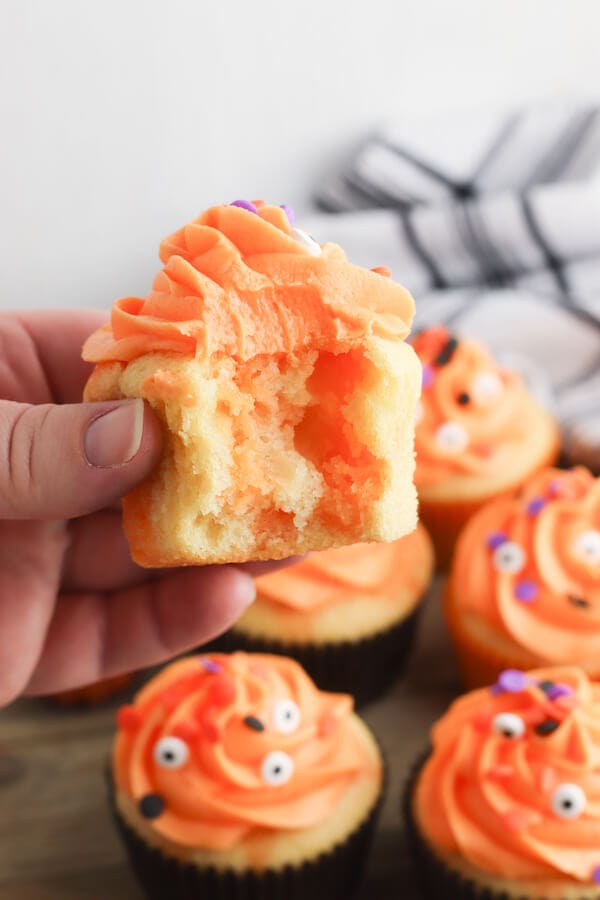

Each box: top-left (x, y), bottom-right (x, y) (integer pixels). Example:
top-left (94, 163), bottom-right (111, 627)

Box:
top-left (417, 667), bottom-right (600, 885)
top-left (83, 202), bottom-right (415, 365)
top-left (113, 653), bottom-right (377, 850)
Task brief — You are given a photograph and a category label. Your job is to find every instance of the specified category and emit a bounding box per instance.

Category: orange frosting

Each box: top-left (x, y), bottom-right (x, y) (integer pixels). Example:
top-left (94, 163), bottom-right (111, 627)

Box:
top-left (83, 202), bottom-right (415, 365)
top-left (413, 327), bottom-right (533, 487)
top-left (451, 467), bottom-right (600, 664)
top-left (113, 653), bottom-right (379, 850)
top-left (416, 667), bottom-right (600, 884)
top-left (254, 526), bottom-right (431, 612)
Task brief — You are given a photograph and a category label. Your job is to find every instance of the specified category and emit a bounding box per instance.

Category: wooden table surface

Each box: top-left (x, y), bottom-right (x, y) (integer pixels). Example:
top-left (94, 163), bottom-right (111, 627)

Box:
top-left (0, 585), bottom-right (460, 900)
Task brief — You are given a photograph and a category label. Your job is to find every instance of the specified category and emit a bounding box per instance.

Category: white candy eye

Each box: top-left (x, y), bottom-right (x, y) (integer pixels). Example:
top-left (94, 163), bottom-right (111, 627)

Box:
top-left (272, 699), bottom-right (302, 735)
top-left (493, 541), bottom-right (526, 575)
top-left (434, 421), bottom-right (469, 452)
top-left (291, 228), bottom-right (322, 256)
top-left (153, 736), bottom-right (189, 769)
top-left (261, 750), bottom-right (294, 786)
top-left (472, 372), bottom-right (503, 404)
top-left (491, 712), bottom-right (525, 739)
top-left (574, 530), bottom-right (600, 565)
top-left (551, 783), bottom-right (586, 819)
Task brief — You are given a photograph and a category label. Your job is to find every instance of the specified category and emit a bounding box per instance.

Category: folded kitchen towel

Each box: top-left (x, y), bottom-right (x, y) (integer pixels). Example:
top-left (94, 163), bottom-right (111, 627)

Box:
top-left (305, 103), bottom-right (600, 471)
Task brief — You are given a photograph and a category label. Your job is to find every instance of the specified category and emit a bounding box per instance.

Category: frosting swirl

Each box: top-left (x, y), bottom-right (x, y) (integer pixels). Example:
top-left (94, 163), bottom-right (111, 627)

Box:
top-left (416, 667), bottom-right (600, 885)
top-left (449, 467), bottom-right (600, 664)
top-left (113, 653), bottom-right (379, 850)
top-left (412, 327), bottom-right (537, 487)
top-left (254, 526), bottom-right (432, 612)
top-left (83, 202), bottom-right (415, 364)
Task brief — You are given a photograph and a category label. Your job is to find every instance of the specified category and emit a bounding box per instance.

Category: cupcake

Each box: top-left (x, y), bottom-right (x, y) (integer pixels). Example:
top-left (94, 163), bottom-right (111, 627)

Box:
top-left (48, 672), bottom-right (136, 707)
top-left (412, 326), bottom-right (559, 569)
top-left (405, 666), bottom-right (600, 900)
top-left (215, 524), bottom-right (434, 706)
top-left (445, 466), bottom-right (600, 689)
top-left (82, 200), bottom-right (421, 567)
top-left (110, 652), bottom-right (384, 900)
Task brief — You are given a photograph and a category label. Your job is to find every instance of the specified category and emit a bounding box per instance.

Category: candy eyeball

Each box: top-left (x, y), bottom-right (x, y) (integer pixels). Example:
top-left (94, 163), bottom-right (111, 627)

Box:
top-left (574, 530), bottom-right (600, 565)
top-left (551, 783), bottom-right (586, 819)
top-left (261, 750), bottom-right (294, 786)
top-left (493, 541), bottom-right (526, 575)
top-left (272, 699), bottom-right (302, 735)
top-left (434, 421), bottom-right (469, 453)
top-left (491, 712), bottom-right (526, 739)
top-left (153, 736), bottom-right (190, 769)
top-left (291, 228), bottom-right (322, 256)
top-left (472, 371), bottom-right (504, 404)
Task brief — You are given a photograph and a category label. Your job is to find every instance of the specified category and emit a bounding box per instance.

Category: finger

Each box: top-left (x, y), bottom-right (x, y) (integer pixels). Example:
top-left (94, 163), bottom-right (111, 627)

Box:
top-left (0, 398), bottom-right (162, 520)
top-left (239, 556), bottom-right (307, 577)
top-left (25, 567), bottom-right (256, 695)
top-left (6, 309), bottom-right (109, 403)
top-left (62, 511), bottom-right (162, 592)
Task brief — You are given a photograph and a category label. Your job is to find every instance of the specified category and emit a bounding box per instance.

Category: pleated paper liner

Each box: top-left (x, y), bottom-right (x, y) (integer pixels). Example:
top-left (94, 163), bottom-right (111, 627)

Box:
top-left (107, 772), bottom-right (384, 900)
top-left (403, 754), bottom-right (600, 900)
top-left (205, 605), bottom-right (422, 708)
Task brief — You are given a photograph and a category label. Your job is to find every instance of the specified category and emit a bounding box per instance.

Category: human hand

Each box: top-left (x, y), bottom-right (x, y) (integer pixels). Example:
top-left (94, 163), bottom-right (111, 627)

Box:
top-left (0, 310), bottom-right (285, 706)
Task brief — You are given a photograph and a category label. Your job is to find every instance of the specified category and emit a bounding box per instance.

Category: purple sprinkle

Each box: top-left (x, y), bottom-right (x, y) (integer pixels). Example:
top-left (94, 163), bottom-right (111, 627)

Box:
top-left (230, 200), bottom-right (258, 214)
top-left (592, 864), bottom-right (600, 885)
top-left (422, 364), bottom-right (435, 389)
top-left (514, 580), bottom-right (539, 603)
top-left (547, 683), bottom-right (573, 701)
top-left (280, 203), bottom-right (295, 224)
top-left (526, 497), bottom-right (546, 516)
top-left (493, 669), bottom-right (529, 695)
top-left (487, 532), bottom-right (508, 551)
top-left (200, 657), bottom-right (222, 674)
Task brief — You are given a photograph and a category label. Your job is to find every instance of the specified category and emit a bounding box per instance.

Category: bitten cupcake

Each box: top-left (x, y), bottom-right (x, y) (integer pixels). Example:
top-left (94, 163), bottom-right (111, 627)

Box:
top-left (405, 667), bottom-right (600, 900)
top-left (413, 326), bottom-right (559, 569)
top-left (110, 652), bottom-right (384, 900)
top-left (445, 466), bottom-right (600, 689)
top-left (216, 524), bottom-right (434, 706)
top-left (82, 200), bottom-right (421, 567)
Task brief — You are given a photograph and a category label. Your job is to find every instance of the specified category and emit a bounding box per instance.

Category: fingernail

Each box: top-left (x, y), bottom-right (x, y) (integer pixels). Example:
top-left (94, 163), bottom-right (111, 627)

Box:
top-left (85, 399), bottom-right (145, 468)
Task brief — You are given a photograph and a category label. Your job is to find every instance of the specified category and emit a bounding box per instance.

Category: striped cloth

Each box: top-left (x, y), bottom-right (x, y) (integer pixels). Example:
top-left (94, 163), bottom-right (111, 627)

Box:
top-left (305, 103), bottom-right (600, 472)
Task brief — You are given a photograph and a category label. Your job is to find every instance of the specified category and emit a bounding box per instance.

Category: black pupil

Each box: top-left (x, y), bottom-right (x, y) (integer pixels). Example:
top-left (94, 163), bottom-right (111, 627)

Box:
top-left (457, 392), bottom-right (470, 405)
top-left (502, 729), bottom-right (514, 738)
top-left (165, 751), bottom-right (175, 761)
top-left (273, 766), bottom-right (281, 775)
top-left (563, 799), bottom-right (573, 809)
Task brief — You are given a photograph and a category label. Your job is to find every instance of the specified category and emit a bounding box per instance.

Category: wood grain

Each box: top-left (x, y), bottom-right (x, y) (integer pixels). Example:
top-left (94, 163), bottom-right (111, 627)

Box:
top-left (0, 586), bottom-right (460, 900)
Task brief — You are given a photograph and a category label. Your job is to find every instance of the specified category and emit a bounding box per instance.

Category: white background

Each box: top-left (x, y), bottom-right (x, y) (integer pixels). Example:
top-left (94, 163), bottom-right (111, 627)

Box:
top-left (1, 0), bottom-right (600, 311)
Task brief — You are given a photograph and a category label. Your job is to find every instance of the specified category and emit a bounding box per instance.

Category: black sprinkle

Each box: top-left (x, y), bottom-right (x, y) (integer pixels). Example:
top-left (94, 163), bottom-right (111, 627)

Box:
top-left (538, 680), bottom-right (555, 694)
top-left (243, 715), bottom-right (265, 732)
top-left (568, 594), bottom-right (591, 610)
top-left (139, 793), bottom-right (165, 819)
top-left (434, 337), bottom-right (459, 366)
top-left (535, 719), bottom-right (560, 736)
top-left (457, 392), bottom-right (471, 405)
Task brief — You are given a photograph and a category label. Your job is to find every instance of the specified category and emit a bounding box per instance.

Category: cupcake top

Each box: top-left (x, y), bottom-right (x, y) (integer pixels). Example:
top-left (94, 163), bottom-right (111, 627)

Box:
top-left (416, 667), bottom-right (600, 885)
top-left (113, 653), bottom-right (380, 850)
top-left (254, 525), bottom-right (432, 612)
top-left (83, 200), bottom-right (415, 365)
top-left (451, 467), bottom-right (600, 664)
top-left (412, 327), bottom-right (538, 487)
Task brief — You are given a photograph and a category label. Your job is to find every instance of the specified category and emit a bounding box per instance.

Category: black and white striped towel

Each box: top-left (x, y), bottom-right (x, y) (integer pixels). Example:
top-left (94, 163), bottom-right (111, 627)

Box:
top-left (305, 103), bottom-right (600, 471)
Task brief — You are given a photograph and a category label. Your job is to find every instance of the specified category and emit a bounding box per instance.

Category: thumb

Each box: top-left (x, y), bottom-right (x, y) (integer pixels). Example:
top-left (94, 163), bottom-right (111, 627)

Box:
top-left (0, 398), bottom-right (162, 520)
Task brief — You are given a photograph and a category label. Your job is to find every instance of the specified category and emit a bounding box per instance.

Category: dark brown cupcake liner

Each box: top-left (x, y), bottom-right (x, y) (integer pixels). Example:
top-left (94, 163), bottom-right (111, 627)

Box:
top-left (107, 771), bottom-right (384, 900)
top-left (402, 753), bottom-right (599, 900)
top-left (205, 604), bottom-right (422, 708)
